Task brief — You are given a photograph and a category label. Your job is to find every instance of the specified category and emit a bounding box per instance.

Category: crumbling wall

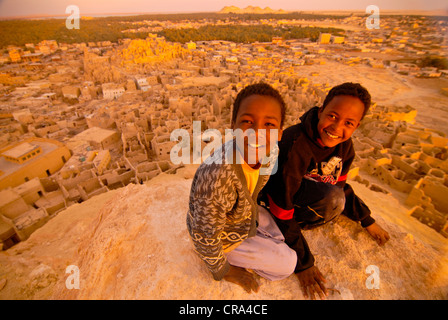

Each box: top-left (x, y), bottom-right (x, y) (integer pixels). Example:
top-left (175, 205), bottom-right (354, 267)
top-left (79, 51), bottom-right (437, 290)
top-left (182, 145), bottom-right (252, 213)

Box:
top-left (353, 105), bottom-right (448, 237)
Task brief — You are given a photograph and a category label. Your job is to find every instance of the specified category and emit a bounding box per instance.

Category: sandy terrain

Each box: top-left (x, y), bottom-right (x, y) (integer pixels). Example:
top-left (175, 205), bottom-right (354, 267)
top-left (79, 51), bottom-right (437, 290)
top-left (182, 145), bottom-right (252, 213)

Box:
top-left (0, 166), bottom-right (446, 300)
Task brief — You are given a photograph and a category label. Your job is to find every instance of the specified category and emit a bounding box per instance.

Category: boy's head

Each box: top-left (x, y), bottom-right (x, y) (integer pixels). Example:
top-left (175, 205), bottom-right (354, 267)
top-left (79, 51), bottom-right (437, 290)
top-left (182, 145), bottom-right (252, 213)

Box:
top-left (321, 82), bottom-right (371, 119)
top-left (232, 82), bottom-right (286, 128)
top-left (317, 82), bottom-right (371, 148)
top-left (231, 82), bottom-right (286, 167)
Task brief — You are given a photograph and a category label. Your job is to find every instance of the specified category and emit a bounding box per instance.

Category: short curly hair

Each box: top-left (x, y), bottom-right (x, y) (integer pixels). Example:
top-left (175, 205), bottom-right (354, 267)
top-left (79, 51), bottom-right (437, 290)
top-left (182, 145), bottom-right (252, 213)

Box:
top-left (232, 82), bottom-right (286, 127)
top-left (322, 82), bottom-right (371, 119)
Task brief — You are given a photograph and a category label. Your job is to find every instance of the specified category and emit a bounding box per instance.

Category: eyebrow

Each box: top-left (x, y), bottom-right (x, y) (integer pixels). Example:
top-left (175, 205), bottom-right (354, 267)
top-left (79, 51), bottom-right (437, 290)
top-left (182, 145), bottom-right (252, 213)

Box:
top-left (239, 113), bottom-right (280, 121)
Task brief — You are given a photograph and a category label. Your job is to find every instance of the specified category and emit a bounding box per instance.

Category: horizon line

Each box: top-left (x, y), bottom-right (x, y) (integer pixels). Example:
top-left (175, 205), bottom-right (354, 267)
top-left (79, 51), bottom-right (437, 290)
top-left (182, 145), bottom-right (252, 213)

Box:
top-left (1, 8), bottom-right (448, 20)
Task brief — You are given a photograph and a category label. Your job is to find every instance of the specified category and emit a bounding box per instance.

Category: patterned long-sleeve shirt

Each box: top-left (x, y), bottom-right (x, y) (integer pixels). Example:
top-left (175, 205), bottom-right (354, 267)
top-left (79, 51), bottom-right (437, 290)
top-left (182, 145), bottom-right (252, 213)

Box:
top-left (186, 140), bottom-right (275, 280)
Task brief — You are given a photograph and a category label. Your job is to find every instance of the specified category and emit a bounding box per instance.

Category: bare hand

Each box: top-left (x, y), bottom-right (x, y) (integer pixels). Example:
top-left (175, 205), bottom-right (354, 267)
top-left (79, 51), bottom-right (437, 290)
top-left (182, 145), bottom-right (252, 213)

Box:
top-left (366, 222), bottom-right (390, 246)
top-left (296, 266), bottom-right (328, 300)
top-left (223, 265), bottom-right (259, 293)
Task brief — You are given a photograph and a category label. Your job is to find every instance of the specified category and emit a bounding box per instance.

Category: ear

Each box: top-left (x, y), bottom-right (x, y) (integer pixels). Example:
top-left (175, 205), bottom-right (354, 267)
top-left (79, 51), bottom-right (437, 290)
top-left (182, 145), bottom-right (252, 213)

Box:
top-left (317, 108), bottom-right (323, 122)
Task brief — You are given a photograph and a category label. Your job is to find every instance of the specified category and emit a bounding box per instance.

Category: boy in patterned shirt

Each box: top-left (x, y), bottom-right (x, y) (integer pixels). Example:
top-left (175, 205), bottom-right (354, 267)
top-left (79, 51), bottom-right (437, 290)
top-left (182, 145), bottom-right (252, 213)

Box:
top-left (187, 83), bottom-right (296, 293)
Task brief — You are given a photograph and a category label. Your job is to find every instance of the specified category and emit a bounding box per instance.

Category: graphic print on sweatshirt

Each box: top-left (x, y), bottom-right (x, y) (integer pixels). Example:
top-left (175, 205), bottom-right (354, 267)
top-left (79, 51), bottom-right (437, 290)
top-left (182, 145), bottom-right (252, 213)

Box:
top-left (304, 156), bottom-right (343, 185)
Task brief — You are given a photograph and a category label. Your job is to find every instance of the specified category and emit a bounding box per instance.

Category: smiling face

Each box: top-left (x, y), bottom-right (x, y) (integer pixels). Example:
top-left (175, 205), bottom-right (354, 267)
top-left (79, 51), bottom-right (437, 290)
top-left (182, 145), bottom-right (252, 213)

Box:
top-left (317, 95), bottom-right (364, 148)
top-left (232, 94), bottom-right (283, 167)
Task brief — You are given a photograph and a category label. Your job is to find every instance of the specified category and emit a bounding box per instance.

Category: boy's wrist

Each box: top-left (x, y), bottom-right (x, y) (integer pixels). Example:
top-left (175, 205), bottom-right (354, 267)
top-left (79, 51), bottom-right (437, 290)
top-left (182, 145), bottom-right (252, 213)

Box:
top-left (361, 216), bottom-right (375, 228)
top-left (212, 260), bottom-right (231, 281)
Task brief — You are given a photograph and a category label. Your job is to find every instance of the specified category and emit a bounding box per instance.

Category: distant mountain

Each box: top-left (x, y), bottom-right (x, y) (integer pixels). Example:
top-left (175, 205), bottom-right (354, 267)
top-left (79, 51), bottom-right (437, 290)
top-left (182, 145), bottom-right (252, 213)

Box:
top-left (218, 6), bottom-right (288, 14)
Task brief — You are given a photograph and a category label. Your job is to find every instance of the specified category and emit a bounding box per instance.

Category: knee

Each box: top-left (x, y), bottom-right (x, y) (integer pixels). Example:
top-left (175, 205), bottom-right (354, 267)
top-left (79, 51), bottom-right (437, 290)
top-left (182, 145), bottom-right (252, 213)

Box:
top-left (324, 186), bottom-right (345, 220)
top-left (275, 245), bottom-right (297, 279)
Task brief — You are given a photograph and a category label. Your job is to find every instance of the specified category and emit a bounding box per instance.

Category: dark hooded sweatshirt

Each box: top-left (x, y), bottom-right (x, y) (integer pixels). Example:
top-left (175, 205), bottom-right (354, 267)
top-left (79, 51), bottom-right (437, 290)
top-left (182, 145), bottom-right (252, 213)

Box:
top-left (261, 106), bottom-right (375, 273)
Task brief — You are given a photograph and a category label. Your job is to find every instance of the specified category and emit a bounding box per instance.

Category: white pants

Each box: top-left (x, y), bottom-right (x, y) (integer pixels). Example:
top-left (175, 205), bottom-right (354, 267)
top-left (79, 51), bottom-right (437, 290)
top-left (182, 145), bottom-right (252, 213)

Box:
top-left (226, 206), bottom-right (297, 281)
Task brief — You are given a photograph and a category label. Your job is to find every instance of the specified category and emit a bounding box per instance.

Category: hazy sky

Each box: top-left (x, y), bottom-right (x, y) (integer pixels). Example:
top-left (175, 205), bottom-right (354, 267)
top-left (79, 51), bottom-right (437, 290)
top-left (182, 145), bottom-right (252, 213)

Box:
top-left (0, 0), bottom-right (447, 18)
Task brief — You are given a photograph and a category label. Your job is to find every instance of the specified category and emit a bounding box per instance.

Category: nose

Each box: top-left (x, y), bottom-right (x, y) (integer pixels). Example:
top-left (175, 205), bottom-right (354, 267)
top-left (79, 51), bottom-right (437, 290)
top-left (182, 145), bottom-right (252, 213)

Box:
top-left (330, 119), bottom-right (344, 133)
top-left (252, 121), bottom-right (261, 131)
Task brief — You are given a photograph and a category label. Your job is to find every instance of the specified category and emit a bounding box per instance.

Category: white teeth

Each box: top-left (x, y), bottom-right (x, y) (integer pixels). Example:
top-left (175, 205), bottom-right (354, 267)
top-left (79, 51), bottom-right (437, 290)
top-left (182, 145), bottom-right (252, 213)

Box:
top-left (249, 144), bottom-right (264, 148)
top-left (325, 130), bottom-right (340, 139)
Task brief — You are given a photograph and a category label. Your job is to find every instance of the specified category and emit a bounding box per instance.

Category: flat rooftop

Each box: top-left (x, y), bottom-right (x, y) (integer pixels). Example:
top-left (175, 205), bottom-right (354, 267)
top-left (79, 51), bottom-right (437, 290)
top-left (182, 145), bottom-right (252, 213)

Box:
top-left (0, 140), bottom-right (59, 178)
top-left (2, 142), bottom-right (40, 159)
top-left (73, 127), bottom-right (118, 144)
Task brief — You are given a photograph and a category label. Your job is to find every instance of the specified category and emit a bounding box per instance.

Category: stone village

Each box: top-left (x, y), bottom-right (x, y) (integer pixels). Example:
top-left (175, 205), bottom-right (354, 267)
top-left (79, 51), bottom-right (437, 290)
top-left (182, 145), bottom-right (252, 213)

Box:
top-left (0, 13), bottom-right (447, 249)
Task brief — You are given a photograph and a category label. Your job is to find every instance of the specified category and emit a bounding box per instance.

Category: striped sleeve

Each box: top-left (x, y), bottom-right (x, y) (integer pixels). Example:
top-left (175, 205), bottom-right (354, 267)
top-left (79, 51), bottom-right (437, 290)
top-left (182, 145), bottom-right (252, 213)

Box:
top-left (186, 163), bottom-right (236, 280)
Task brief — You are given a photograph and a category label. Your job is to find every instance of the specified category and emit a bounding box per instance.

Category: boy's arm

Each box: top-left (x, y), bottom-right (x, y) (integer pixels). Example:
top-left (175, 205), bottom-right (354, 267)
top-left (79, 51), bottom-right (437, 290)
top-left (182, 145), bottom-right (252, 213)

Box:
top-left (189, 191), bottom-right (261, 291)
top-left (272, 212), bottom-right (328, 300)
top-left (274, 216), bottom-right (315, 272)
top-left (264, 127), bottom-right (309, 219)
top-left (265, 156), bottom-right (309, 220)
top-left (341, 183), bottom-right (390, 244)
top-left (188, 170), bottom-right (264, 290)
top-left (187, 166), bottom-right (236, 280)
top-left (336, 143), bottom-right (376, 227)
top-left (266, 196), bottom-right (314, 272)
top-left (188, 202), bottom-right (230, 280)
top-left (341, 183), bottom-right (375, 227)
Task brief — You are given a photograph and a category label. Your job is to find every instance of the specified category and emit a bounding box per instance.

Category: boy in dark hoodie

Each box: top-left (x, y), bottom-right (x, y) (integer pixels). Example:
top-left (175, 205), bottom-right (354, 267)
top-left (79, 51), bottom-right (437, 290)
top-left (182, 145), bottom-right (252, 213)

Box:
top-left (259, 82), bottom-right (390, 299)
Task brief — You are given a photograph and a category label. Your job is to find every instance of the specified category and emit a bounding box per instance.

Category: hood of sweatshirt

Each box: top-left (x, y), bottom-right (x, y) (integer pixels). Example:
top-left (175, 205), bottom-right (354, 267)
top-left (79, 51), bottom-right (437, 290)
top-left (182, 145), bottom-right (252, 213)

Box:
top-left (299, 106), bottom-right (326, 149)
